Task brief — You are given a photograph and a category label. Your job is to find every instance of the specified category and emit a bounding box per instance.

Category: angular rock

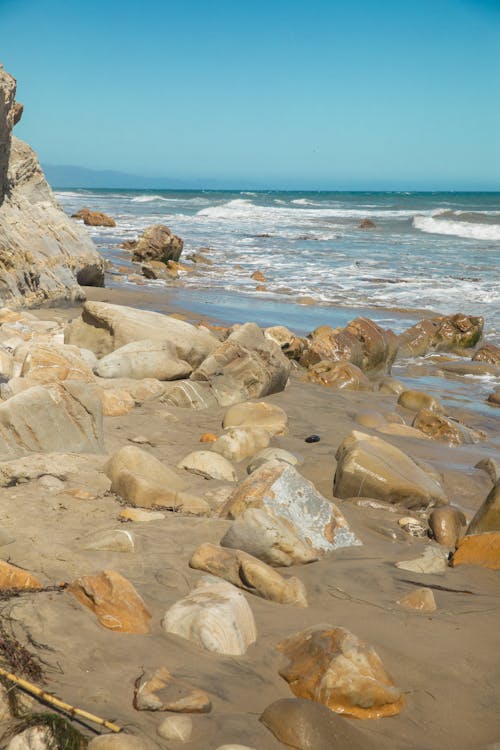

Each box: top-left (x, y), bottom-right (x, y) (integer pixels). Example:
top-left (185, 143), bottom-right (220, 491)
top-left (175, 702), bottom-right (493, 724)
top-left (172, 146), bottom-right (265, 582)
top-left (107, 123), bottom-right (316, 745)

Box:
top-left (222, 461), bottom-right (360, 557)
top-left (177, 451), bottom-right (237, 482)
top-left (429, 506), bottom-right (466, 548)
top-left (68, 569), bottom-right (151, 633)
top-left (395, 545), bottom-right (448, 575)
top-left (334, 431), bottom-right (447, 508)
top-left (222, 401), bottom-right (288, 436)
top-left (161, 380), bottom-right (219, 409)
top-left (94, 339), bottom-right (192, 381)
top-left (124, 224), bottom-right (183, 263)
top-left (413, 409), bottom-right (483, 445)
top-left (162, 575), bottom-right (257, 656)
top-left (19, 343), bottom-right (95, 384)
top-left (398, 587), bottom-right (437, 612)
top-left (398, 314), bottom-right (483, 358)
top-left (264, 325), bottom-right (307, 361)
top-left (247, 447), bottom-right (299, 474)
top-left (190, 543), bottom-right (307, 606)
top-left (302, 360), bottom-right (372, 390)
top-left (211, 427), bottom-right (270, 463)
top-left (451, 532), bottom-right (500, 570)
top-left (191, 323), bottom-right (291, 406)
top-left (65, 301), bottom-right (217, 365)
top-left (398, 390), bottom-right (443, 413)
top-left (300, 325), bottom-right (364, 369)
top-left (277, 625), bottom-right (404, 719)
top-left (80, 528), bottom-right (135, 553)
top-left (134, 667), bottom-right (211, 713)
top-left (157, 715), bottom-right (193, 742)
top-left (467, 480), bottom-right (500, 534)
top-left (472, 343), bottom-right (500, 365)
top-left (0, 560), bottom-right (41, 590)
top-left (72, 208), bottom-right (116, 227)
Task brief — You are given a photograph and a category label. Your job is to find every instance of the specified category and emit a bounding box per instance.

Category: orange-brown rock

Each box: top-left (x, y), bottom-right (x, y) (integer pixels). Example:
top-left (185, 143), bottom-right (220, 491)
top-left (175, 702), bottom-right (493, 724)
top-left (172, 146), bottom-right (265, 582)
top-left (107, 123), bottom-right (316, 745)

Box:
top-left (398, 314), bottom-right (483, 358)
top-left (251, 270), bottom-right (266, 282)
top-left (359, 218), bottom-right (376, 229)
top-left (302, 360), bottom-right (371, 391)
top-left (68, 570), bottom-right (152, 633)
top-left (200, 432), bottom-right (217, 443)
top-left (134, 667), bottom-right (211, 713)
top-left (429, 506), bottom-right (466, 548)
top-left (451, 532), bottom-right (500, 570)
top-left (0, 560), bottom-right (41, 590)
top-left (413, 409), bottom-right (482, 446)
top-left (72, 208), bottom-right (116, 227)
top-left (277, 626), bottom-right (404, 719)
top-left (256, 284), bottom-right (267, 291)
top-left (398, 587), bottom-right (437, 612)
top-left (300, 326), bottom-right (363, 369)
top-left (472, 343), bottom-right (500, 365)
top-left (124, 224), bottom-right (183, 264)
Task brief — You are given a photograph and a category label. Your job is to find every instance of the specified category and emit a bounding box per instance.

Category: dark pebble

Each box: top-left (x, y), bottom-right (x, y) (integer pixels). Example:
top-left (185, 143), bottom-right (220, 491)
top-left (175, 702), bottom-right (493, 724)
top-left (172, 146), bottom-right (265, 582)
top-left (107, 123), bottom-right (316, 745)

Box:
top-left (305, 434), bottom-right (320, 443)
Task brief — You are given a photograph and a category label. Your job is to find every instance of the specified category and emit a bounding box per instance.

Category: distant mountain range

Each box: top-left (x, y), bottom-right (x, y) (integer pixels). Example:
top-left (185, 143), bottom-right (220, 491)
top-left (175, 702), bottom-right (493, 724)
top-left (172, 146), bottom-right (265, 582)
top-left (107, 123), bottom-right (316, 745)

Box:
top-left (42, 164), bottom-right (209, 190)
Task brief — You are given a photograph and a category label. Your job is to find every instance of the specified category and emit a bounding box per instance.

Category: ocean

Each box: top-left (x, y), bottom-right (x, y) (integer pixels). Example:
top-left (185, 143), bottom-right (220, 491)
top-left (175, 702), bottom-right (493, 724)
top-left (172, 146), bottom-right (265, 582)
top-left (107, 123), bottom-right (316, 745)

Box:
top-left (55, 189), bottom-right (500, 338)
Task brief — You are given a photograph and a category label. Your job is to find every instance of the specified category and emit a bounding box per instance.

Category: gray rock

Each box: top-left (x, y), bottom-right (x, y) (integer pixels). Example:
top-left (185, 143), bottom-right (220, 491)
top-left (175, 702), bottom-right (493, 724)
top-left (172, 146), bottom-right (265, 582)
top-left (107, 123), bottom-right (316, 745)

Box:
top-left (395, 545), bottom-right (448, 575)
top-left (94, 339), bottom-right (192, 381)
top-left (80, 528), bottom-right (135, 553)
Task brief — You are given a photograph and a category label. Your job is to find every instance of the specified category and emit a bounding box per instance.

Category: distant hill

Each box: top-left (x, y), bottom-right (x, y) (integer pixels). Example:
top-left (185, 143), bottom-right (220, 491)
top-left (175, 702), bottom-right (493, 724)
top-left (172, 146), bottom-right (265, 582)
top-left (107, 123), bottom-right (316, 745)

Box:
top-left (42, 164), bottom-right (204, 190)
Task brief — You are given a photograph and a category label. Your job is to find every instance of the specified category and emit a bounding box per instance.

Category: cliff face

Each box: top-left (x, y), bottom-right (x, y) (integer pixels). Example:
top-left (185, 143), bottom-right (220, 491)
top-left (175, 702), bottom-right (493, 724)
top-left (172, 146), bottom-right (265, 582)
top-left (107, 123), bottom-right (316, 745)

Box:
top-left (0, 65), bottom-right (104, 307)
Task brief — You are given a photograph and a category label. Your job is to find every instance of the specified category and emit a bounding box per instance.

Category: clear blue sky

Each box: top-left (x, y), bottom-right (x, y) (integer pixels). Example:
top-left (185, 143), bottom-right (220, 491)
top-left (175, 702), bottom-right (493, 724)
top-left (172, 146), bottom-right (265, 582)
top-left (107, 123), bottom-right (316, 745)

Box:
top-left (1, 0), bottom-right (499, 189)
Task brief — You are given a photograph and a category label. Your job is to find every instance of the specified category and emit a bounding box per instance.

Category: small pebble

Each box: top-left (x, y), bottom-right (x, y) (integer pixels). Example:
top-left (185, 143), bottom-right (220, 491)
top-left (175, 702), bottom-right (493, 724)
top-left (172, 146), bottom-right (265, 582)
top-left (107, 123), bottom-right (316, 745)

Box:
top-left (200, 432), bottom-right (218, 443)
top-left (305, 434), bottom-right (320, 443)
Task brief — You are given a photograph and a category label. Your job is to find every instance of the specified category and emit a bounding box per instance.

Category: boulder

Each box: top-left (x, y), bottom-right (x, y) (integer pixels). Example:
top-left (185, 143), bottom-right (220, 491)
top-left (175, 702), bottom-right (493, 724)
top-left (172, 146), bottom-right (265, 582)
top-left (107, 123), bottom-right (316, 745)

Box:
top-left (19, 343), bottom-right (95, 384)
top-left (211, 427), bottom-right (270, 462)
top-left (451, 532), bottom-right (500, 570)
top-left (190, 323), bottom-right (291, 406)
top-left (189, 543), bottom-right (307, 606)
top-left (260, 698), bottom-right (375, 750)
top-left (72, 208), bottom-right (116, 227)
top-left (429, 506), bottom-right (466, 548)
top-left (96, 376), bottom-right (166, 404)
top-left (264, 325), bottom-right (307, 361)
top-left (0, 67), bottom-right (104, 305)
top-left (68, 570), bottom-right (151, 633)
top-left (398, 390), bottom-right (443, 413)
top-left (162, 575), bottom-right (257, 656)
top-left (123, 224), bottom-right (183, 263)
top-left (65, 301), bottom-right (217, 365)
top-left (247, 447), bottom-right (299, 474)
top-left (94, 339), bottom-right (192, 381)
top-left (300, 325), bottom-right (364, 369)
top-left (161, 380), bottom-right (219, 410)
top-left (472, 343), bottom-right (500, 365)
top-left (5, 726), bottom-right (54, 750)
top-left (334, 431), bottom-right (447, 508)
top-left (177, 451), bottom-right (237, 482)
top-left (413, 409), bottom-right (483, 445)
top-left (397, 587), bottom-right (437, 612)
top-left (0, 560), bottom-right (41, 590)
top-left (134, 667), bottom-right (211, 713)
top-left (359, 218), bottom-right (376, 228)
top-left (0, 382), bottom-right (104, 459)
top-left (222, 461), bottom-right (361, 557)
top-left (302, 360), bottom-right (372, 390)
top-left (398, 314), bottom-right (483, 358)
top-left (99, 387), bottom-right (136, 416)
top-left (277, 626), bottom-right (404, 719)
top-left (467, 480), bottom-right (500, 534)
top-left (222, 401), bottom-right (288, 436)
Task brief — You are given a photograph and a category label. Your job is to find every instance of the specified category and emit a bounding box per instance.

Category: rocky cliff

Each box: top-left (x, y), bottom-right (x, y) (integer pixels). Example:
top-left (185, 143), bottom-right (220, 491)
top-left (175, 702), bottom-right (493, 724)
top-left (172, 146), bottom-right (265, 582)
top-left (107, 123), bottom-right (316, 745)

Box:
top-left (0, 65), bottom-right (104, 307)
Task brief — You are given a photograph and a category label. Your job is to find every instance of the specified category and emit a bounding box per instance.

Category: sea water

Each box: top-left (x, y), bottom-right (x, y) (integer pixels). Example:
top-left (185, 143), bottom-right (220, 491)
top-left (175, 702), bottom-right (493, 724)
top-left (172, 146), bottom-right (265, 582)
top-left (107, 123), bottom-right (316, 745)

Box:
top-left (56, 189), bottom-right (500, 337)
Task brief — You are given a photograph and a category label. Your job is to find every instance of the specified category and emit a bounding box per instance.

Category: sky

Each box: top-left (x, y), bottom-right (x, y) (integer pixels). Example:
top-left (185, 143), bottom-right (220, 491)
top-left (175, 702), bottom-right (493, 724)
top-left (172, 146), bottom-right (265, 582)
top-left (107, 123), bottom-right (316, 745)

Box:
top-left (1, 0), bottom-right (499, 190)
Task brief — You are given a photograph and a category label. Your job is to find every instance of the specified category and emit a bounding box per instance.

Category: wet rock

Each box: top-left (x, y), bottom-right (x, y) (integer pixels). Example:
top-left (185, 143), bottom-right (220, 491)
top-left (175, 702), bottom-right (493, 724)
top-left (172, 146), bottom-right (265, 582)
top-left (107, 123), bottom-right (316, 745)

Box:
top-left (300, 325), bottom-right (363, 369)
top-left (211, 427), bottom-right (270, 462)
top-left (359, 218), bottom-right (376, 228)
top-left (0, 560), bottom-right (41, 590)
top-left (451, 532), bottom-right (500, 570)
top-left (344, 317), bottom-right (398, 375)
top-left (68, 570), bottom-right (151, 633)
top-left (413, 409), bottom-right (483, 445)
top-left (487, 389), bottom-right (500, 407)
top-left (222, 460), bottom-right (361, 557)
top-left (134, 667), bottom-right (211, 712)
top-left (157, 715), bottom-right (193, 742)
top-left (429, 506), bottom-right (466, 548)
top-left (222, 401), bottom-right (288, 436)
top-left (473, 343), bottom-right (500, 365)
top-left (398, 587), bottom-right (437, 612)
top-left (475, 457), bottom-right (500, 483)
top-left (65, 301), bottom-right (217, 366)
top-left (251, 270), bottom-right (266, 282)
top-left (264, 325), bottom-right (307, 360)
top-left (302, 360), bottom-right (372, 390)
top-left (162, 575), bottom-right (257, 656)
top-left (398, 313), bottom-right (483, 358)
top-left (398, 516), bottom-right (428, 537)
top-left (94, 340), bottom-right (192, 381)
top-left (72, 208), bottom-right (116, 227)
top-left (247, 447), bottom-right (299, 474)
top-left (260, 698), bottom-right (374, 750)
top-left (396, 545), bottom-right (448, 575)
top-left (124, 224), bottom-right (183, 263)
top-left (277, 625), bottom-right (404, 719)
top-left (80, 528), bottom-right (135, 553)
top-left (378, 376), bottom-right (405, 396)
top-left (467, 480), bottom-right (500, 534)
top-left (189, 542), bottom-right (307, 606)
top-left (177, 451), bottom-right (237, 482)
top-left (398, 390), bottom-right (443, 413)
top-left (334, 431), bottom-right (447, 508)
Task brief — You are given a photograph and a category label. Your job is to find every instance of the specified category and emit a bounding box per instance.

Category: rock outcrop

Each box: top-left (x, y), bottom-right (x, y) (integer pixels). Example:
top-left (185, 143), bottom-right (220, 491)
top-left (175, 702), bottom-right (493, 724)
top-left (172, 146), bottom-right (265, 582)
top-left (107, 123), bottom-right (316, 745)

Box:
top-left (0, 66), bottom-right (104, 306)
top-left (398, 314), bottom-right (483, 358)
top-left (123, 224), bottom-right (183, 263)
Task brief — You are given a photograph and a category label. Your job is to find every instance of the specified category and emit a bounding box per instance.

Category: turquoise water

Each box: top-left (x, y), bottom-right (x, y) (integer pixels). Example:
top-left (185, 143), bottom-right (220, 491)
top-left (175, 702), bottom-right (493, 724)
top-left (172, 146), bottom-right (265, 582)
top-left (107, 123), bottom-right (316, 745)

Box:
top-left (56, 189), bottom-right (500, 337)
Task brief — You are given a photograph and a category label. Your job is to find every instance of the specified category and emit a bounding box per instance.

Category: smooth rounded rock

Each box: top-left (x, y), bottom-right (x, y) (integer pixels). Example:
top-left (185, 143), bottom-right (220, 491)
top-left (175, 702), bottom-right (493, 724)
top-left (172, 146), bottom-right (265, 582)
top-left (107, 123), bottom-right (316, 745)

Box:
top-left (157, 715), bottom-right (193, 742)
top-left (80, 528), bottom-right (135, 553)
top-left (177, 451), bottom-right (237, 482)
top-left (398, 389), bottom-right (443, 413)
top-left (398, 587), bottom-right (437, 612)
top-left (222, 400), bottom-right (288, 436)
top-left (429, 506), bottom-right (466, 548)
top-left (211, 427), bottom-right (270, 463)
top-left (247, 447), bottom-right (299, 474)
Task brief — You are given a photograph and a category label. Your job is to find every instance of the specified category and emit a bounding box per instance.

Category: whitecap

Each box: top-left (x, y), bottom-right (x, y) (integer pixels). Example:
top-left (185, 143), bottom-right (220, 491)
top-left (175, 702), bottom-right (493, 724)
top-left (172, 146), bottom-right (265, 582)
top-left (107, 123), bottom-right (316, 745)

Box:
top-left (413, 216), bottom-right (500, 241)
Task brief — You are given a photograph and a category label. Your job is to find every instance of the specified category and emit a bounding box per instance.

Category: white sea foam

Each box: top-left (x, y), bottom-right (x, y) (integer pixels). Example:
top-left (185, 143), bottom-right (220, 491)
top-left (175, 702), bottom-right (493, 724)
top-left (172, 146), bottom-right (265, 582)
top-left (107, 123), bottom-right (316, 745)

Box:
top-left (413, 215), bottom-right (500, 241)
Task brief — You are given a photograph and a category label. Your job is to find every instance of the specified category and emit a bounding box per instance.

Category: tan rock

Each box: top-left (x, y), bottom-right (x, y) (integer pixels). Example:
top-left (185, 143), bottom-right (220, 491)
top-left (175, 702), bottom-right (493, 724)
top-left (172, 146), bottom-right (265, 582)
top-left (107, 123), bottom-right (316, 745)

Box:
top-left (378, 377), bottom-right (405, 396)
top-left (190, 543), bottom-right (307, 606)
top-left (398, 390), bottom-right (443, 413)
top-left (94, 339), bottom-right (192, 381)
top-left (251, 270), bottom-right (266, 282)
top-left (17, 343), bottom-right (95, 384)
top-left (211, 427), bottom-right (270, 462)
top-left (413, 409), bottom-right (483, 445)
top-left (222, 400), bottom-right (288, 436)
top-left (451, 532), bottom-right (500, 570)
top-left (0, 560), bottom-right (41, 590)
top-left (396, 545), bottom-right (448, 575)
top-left (277, 625), bottom-right (404, 719)
top-left (200, 432), bottom-right (217, 443)
top-left (247, 447), bottom-right (299, 474)
top-left (429, 506), bottom-right (466, 548)
top-left (467, 479), bottom-right (500, 534)
top-left (119, 507), bottom-right (166, 522)
top-left (302, 360), bottom-right (372, 390)
top-left (80, 528), bottom-right (135, 553)
top-left (134, 667), bottom-right (211, 712)
top-left (472, 343), bottom-right (500, 365)
top-left (105, 445), bottom-right (186, 495)
top-left (161, 380), bottom-right (219, 409)
top-left (89, 735), bottom-right (150, 750)
top-left (177, 451), bottom-right (237, 482)
top-left (99, 387), bottom-right (136, 416)
top-left (301, 325), bottom-right (363, 369)
top-left (376, 423), bottom-right (430, 440)
top-left (68, 570), bottom-right (151, 633)
top-left (157, 715), bottom-right (193, 742)
top-left (162, 575), bottom-right (257, 656)
top-left (487, 389), bottom-right (500, 407)
top-left (264, 325), bottom-right (306, 361)
top-left (398, 587), bottom-right (437, 612)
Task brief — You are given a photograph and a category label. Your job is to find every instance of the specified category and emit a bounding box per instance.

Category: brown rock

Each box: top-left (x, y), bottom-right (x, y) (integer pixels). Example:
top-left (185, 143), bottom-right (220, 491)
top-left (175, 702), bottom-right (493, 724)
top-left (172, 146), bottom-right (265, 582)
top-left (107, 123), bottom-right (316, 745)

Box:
top-left (467, 480), bottom-right (500, 534)
top-left (413, 409), bottom-right (482, 445)
top-left (264, 325), bottom-right (307, 361)
top-left (13, 101), bottom-right (23, 126)
top-left (344, 317), bottom-right (398, 374)
top-left (277, 626), bottom-right (404, 719)
top-left (398, 587), bottom-right (437, 612)
top-left (487, 389), bottom-right (500, 407)
top-left (134, 667), bottom-right (211, 713)
top-left (0, 560), bottom-right (41, 590)
top-left (472, 343), bottom-right (500, 365)
top-left (429, 506), bottom-right (466, 548)
top-left (72, 208), bottom-right (116, 227)
top-left (302, 360), bottom-right (372, 390)
top-left (300, 325), bottom-right (363, 369)
top-left (398, 390), bottom-right (443, 413)
top-left (200, 432), bottom-right (218, 443)
top-left (398, 314), bottom-right (483, 358)
top-left (251, 270), bottom-right (266, 282)
top-left (222, 401), bottom-right (288, 436)
top-left (68, 570), bottom-right (151, 633)
top-left (359, 218), bottom-right (376, 229)
top-left (451, 532), bottom-right (500, 570)
top-left (124, 224), bottom-right (183, 263)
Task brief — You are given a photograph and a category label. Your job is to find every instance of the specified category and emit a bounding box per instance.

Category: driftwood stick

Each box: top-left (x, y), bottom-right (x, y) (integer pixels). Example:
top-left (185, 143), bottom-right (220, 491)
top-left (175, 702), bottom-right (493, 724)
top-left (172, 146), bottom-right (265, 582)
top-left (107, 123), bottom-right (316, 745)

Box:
top-left (0, 666), bottom-right (121, 733)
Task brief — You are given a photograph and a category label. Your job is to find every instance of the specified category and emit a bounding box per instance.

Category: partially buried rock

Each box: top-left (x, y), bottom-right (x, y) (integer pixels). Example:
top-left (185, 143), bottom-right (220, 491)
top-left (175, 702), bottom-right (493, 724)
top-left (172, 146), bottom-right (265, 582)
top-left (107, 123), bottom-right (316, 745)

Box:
top-left (89, 736), bottom-right (149, 750)
top-left (451, 532), bottom-right (500, 570)
top-left (429, 506), bottom-right (466, 548)
top-left (189, 543), bottom-right (307, 606)
top-left (134, 667), bottom-right (211, 713)
top-left (302, 360), bottom-right (372, 390)
top-left (119, 508), bottom-right (165, 523)
top-left (251, 270), bottom-right (266, 282)
top-left (94, 340), bottom-right (192, 381)
top-left (162, 575), bottom-right (257, 656)
top-left (277, 626), bottom-right (404, 719)
top-left (247, 447), bottom-right (299, 474)
top-left (72, 208), bottom-right (116, 227)
top-left (68, 570), bottom-right (151, 633)
top-left (222, 401), bottom-right (288, 436)
top-left (222, 460), bottom-right (361, 558)
top-left (334, 431), bottom-right (447, 508)
top-left (396, 545), bottom-right (448, 575)
top-left (210, 427), bottom-right (270, 463)
top-left (157, 715), bottom-right (192, 742)
top-left (0, 560), bottom-right (41, 590)
top-left (177, 451), bottom-right (237, 482)
top-left (467, 479), bottom-right (500, 534)
top-left (80, 528), bottom-right (135, 553)
top-left (413, 409), bottom-right (482, 445)
top-left (99, 387), bottom-right (136, 417)
top-left (398, 587), bottom-right (437, 612)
